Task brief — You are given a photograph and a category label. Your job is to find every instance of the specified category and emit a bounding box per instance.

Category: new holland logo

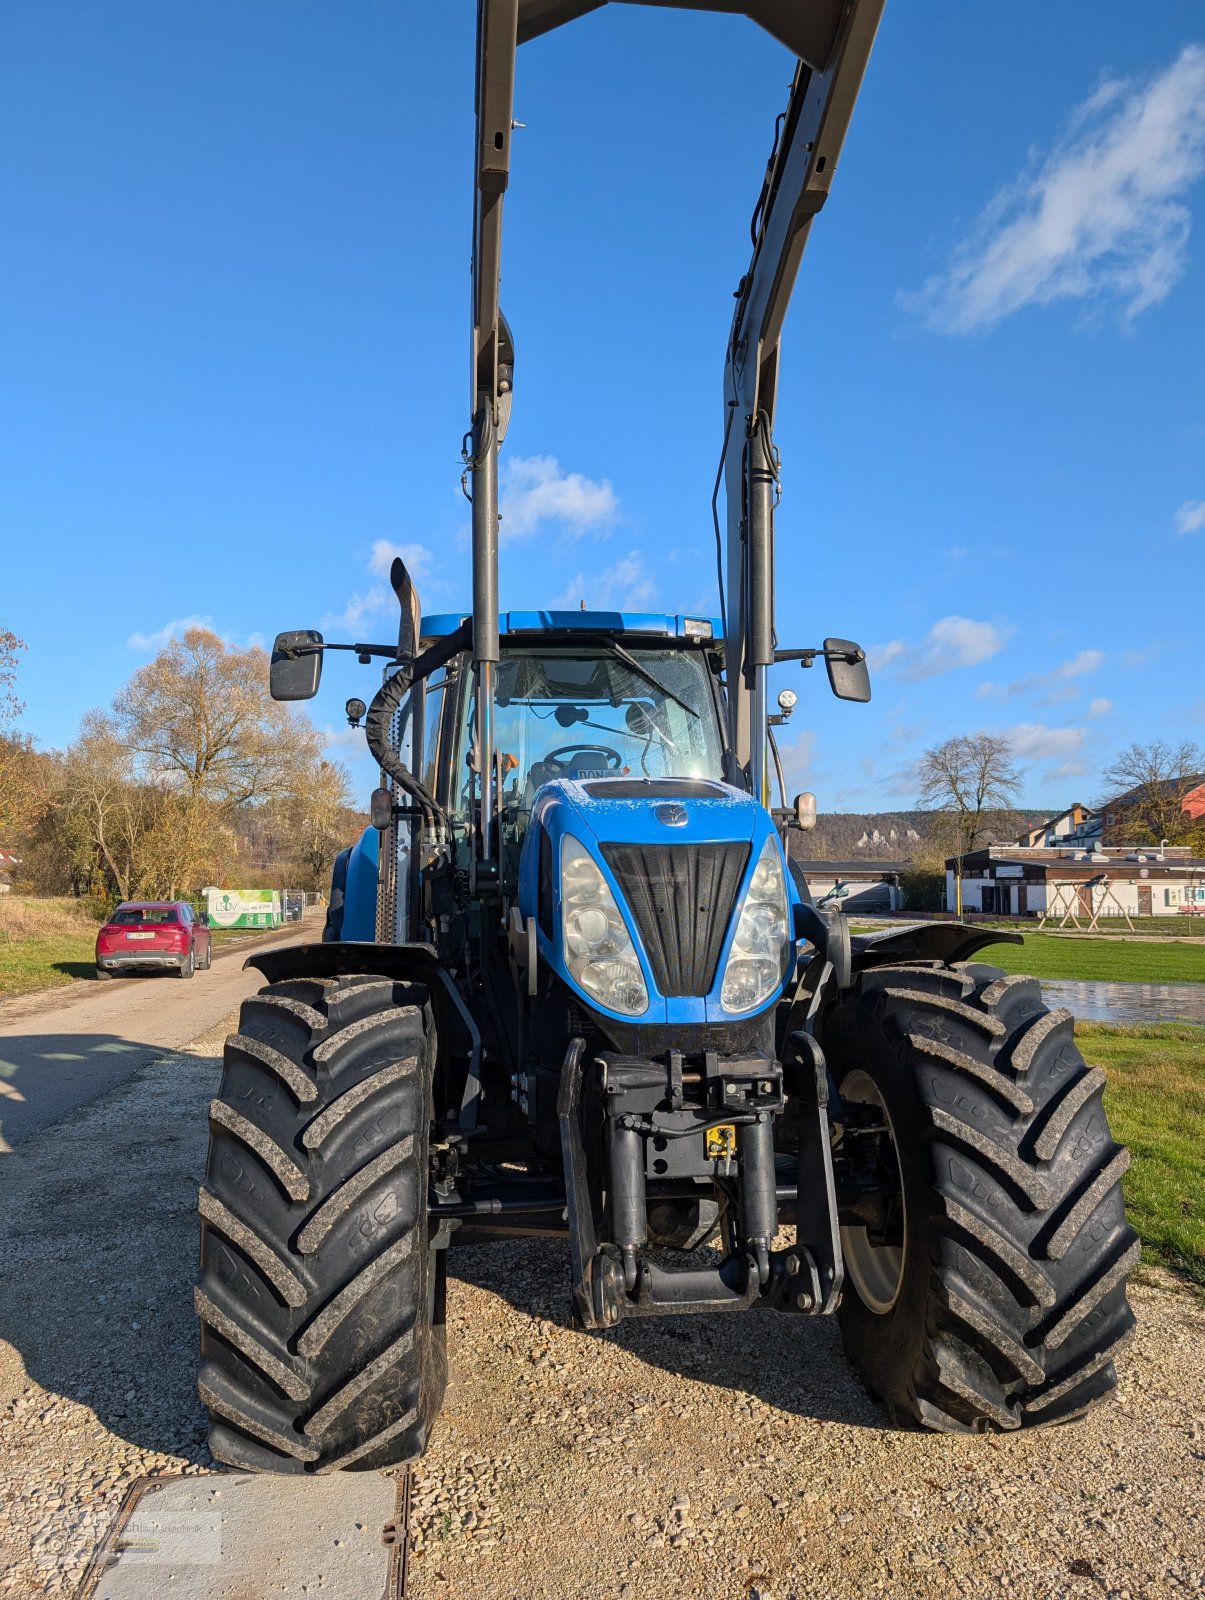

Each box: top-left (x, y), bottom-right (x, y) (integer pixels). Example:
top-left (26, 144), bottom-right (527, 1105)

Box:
top-left (655, 802), bottom-right (689, 827)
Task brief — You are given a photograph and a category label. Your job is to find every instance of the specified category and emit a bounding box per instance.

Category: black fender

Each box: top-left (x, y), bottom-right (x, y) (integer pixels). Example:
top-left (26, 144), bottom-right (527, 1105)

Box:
top-left (247, 941), bottom-right (484, 1130)
top-left (793, 905), bottom-right (1022, 989)
top-left (849, 919), bottom-right (1023, 970)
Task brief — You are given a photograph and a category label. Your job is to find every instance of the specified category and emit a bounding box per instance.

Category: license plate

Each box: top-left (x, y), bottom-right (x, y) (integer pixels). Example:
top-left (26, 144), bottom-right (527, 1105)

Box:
top-left (125, 931), bottom-right (155, 940)
top-left (705, 1124), bottom-right (737, 1160)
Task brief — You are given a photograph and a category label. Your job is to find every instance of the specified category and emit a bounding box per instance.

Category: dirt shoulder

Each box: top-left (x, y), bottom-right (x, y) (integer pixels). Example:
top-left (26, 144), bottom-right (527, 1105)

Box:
top-left (0, 1018), bottom-right (1202, 1599)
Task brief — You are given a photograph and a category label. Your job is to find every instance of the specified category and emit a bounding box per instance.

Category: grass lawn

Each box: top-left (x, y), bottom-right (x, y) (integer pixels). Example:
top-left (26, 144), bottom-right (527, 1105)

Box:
top-left (0, 898), bottom-right (102, 998)
top-left (974, 932), bottom-right (1205, 984)
top-left (1083, 1022), bottom-right (1205, 1286)
top-left (972, 914), bottom-right (1204, 939)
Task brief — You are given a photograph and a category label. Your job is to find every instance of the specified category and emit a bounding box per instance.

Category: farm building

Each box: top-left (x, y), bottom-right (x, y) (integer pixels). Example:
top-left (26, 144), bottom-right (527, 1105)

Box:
top-left (0, 848), bottom-right (19, 894)
top-left (946, 845), bottom-right (1205, 920)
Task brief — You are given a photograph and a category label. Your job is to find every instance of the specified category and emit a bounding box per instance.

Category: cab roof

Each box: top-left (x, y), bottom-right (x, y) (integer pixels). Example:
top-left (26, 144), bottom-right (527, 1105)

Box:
top-left (420, 610), bottom-right (723, 642)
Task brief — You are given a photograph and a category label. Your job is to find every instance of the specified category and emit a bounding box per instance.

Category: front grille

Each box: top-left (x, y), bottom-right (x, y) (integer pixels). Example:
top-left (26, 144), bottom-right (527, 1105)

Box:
top-left (600, 841), bottom-right (749, 997)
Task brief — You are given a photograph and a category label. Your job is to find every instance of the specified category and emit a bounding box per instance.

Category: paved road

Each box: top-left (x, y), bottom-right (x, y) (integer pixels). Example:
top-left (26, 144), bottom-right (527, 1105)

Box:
top-left (0, 923), bottom-right (309, 1149)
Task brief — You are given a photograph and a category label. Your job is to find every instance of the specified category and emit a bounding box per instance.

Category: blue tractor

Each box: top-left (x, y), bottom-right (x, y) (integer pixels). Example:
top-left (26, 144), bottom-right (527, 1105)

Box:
top-left (197, 0), bottom-right (1136, 1473)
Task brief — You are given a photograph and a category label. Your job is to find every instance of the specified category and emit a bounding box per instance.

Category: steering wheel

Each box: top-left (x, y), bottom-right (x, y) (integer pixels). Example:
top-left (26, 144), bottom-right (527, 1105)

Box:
top-left (543, 743), bottom-right (624, 774)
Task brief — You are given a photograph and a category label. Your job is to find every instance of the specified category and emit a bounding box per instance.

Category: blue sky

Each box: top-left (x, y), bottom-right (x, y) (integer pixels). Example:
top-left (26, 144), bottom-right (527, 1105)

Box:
top-left (2, 1), bottom-right (1203, 810)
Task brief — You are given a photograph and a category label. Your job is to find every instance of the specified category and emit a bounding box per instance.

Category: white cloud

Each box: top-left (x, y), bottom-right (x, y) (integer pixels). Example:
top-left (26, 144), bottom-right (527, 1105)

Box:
top-left (1173, 498), bottom-right (1205, 536)
top-left (879, 616), bottom-right (1009, 681)
top-left (901, 45), bottom-right (1205, 334)
top-left (977, 648), bottom-right (1104, 704)
top-left (775, 729), bottom-right (816, 794)
top-left (998, 723), bottom-right (1088, 764)
top-left (500, 455), bottom-right (618, 543)
top-left (368, 539), bottom-right (436, 580)
top-left (868, 640), bottom-right (907, 671)
top-left (126, 614), bottom-right (214, 651)
top-left (320, 723), bottom-right (370, 754)
top-left (1089, 697), bottom-right (1114, 717)
top-left (552, 551), bottom-right (655, 611)
top-left (1055, 648), bottom-right (1105, 679)
top-left (324, 588), bottom-right (391, 635)
top-left (322, 539), bottom-right (445, 635)
top-left (946, 545), bottom-right (968, 561)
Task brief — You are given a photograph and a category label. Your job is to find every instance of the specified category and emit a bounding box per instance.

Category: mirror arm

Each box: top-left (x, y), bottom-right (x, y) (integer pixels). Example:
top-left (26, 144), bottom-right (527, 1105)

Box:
top-left (774, 645), bottom-right (866, 668)
top-left (279, 640), bottom-right (399, 661)
top-left (280, 621), bottom-right (471, 676)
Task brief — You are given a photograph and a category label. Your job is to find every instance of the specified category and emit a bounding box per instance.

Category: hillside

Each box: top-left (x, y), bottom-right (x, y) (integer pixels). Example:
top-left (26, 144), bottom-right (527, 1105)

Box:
top-left (793, 809), bottom-right (1050, 863)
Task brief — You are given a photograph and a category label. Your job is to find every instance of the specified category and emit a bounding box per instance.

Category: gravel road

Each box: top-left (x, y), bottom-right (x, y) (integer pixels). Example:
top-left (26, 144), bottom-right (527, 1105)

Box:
top-left (0, 996), bottom-right (1201, 1599)
top-left (0, 921), bottom-right (306, 1147)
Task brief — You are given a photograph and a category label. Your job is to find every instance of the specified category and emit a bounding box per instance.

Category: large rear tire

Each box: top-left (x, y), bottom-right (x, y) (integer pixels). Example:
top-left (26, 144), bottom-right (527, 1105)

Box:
top-left (823, 961), bottom-right (1137, 1433)
top-left (196, 974), bottom-right (447, 1472)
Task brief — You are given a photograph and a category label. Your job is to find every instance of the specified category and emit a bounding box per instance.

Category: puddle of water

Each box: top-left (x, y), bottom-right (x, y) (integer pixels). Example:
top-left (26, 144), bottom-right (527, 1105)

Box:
top-left (1041, 978), bottom-right (1205, 1026)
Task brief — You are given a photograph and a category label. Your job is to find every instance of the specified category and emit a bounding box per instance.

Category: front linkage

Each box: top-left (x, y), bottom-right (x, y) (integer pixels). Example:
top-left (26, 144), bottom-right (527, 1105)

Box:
top-left (554, 913), bottom-right (1017, 1333)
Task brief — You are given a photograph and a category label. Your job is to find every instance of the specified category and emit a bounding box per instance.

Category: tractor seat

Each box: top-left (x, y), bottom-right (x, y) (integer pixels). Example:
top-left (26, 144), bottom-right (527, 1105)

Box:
top-left (566, 753), bottom-right (608, 778)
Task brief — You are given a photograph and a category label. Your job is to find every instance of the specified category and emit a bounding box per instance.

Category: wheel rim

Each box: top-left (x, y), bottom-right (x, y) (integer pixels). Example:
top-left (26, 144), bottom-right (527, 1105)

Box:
top-left (839, 1068), bottom-right (906, 1315)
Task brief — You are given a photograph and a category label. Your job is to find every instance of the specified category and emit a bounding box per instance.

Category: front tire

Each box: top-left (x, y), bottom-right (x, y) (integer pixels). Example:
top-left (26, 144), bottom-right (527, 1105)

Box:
top-left (196, 974), bottom-right (447, 1472)
top-left (823, 962), bottom-right (1138, 1432)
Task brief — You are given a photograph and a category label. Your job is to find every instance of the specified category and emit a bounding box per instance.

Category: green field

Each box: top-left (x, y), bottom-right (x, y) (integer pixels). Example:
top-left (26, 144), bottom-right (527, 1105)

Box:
top-left (1084, 1022), bottom-right (1205, 1285)
top-left (974, 932), bottom-right (1205, 984)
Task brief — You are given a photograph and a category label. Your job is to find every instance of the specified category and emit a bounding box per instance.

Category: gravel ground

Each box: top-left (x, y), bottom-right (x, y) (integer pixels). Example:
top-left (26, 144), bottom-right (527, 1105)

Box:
top-left (0, 1013), bottom-right (1202, 1599)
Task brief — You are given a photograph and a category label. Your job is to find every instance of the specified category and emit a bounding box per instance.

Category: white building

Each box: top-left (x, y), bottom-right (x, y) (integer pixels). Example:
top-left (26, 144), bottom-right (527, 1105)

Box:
top-left (945, 845), bottom-right (1205, 919)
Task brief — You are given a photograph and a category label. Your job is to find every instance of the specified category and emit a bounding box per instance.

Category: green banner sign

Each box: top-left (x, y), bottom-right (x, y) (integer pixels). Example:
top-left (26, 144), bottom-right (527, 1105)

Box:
top-left (205, 888), bottom-right (282, 929)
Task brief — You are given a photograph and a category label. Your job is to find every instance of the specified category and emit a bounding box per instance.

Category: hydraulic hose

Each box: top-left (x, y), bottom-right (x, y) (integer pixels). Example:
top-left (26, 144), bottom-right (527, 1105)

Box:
top-left (363, 668), bottom-right (448, 829)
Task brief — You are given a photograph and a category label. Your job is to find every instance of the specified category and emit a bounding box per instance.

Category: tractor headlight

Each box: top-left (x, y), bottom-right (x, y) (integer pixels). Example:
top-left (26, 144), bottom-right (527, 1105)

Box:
top-left (560, 836), bottom-right (649, 1016)
top-left (720, 837), bottom-right (790, 1013)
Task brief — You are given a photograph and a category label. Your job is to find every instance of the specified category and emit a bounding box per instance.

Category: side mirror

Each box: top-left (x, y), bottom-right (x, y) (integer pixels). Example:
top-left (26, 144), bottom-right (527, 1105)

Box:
top-left (824, 638), bottom-right (871, 703)
top-left (793, 791), bottom-right (817, 831)
top-left (270, 630), bottom-right (324, 701)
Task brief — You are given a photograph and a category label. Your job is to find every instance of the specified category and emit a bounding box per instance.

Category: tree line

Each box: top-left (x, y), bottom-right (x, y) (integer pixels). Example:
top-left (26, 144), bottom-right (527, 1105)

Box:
top-left (0, 624), bottom-right (364, 905)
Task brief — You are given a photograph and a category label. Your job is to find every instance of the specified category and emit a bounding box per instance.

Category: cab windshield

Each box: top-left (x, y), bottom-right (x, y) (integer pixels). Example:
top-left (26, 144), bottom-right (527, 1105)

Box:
top-left (454, 645), bottom-right (726, 816)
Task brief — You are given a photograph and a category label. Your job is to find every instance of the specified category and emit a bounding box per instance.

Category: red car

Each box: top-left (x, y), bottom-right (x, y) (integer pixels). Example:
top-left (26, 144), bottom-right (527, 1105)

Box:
top-left (95, 901), bottom-right (212, 980)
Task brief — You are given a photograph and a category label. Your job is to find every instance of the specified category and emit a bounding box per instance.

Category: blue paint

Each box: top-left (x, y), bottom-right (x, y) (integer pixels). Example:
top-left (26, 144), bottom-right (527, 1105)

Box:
top-left (339, 826), bottom-right (380, 942)
top-left (518, 778), bottom-right (796, 1025)
top-left (419, 611), bottom-right (723, 642)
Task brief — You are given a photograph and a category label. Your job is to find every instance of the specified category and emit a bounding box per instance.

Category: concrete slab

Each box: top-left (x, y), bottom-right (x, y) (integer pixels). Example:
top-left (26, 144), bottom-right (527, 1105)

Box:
top-left (76, 1472), bottom-right (406, 1600)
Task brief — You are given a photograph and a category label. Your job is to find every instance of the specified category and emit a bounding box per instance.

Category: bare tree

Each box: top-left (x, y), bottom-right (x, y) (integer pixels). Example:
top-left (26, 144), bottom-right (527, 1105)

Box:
top-left (0, 625), bottom-right (25, 730)
top-left (1100, 739), bottom-right (1204, 847)
top-left (917, 733), bottom-right (1022, 914)
top-left (114, 627), bottom-right (320, 808)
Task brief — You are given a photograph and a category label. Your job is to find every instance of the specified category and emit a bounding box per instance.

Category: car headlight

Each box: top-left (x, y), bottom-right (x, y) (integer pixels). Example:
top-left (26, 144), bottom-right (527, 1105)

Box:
top-left (720, 837), bottom-right (790, 1013)
top-left (560, 835), bottom-right (649, 1016)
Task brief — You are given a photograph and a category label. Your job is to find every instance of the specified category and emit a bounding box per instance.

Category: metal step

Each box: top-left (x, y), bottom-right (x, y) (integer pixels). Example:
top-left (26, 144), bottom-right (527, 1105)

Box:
top-left (75, 1470), bottom-right (410, 1600)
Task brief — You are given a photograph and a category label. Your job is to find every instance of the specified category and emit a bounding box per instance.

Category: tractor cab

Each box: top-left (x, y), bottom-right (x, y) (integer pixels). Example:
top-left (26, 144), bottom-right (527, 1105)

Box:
top-left (417, 610), bottom-right (730, 890)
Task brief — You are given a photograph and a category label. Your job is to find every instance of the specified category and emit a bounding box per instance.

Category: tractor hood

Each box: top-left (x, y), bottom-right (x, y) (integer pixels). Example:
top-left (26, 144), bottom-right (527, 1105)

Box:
top-left (518, 777), bottom-right (795, 1026)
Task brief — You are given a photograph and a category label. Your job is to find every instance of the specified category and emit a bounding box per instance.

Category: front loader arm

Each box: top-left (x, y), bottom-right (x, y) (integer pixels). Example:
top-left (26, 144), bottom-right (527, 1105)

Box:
top-left (720, 1), bottom-right (885, 789)
top-left (466, 0), bottom-right (886, 838)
